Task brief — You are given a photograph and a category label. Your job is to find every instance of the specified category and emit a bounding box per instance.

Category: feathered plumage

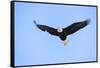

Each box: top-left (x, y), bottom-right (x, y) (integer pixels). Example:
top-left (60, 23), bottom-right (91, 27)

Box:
top-left (34, 19), bottom-right (90, 45)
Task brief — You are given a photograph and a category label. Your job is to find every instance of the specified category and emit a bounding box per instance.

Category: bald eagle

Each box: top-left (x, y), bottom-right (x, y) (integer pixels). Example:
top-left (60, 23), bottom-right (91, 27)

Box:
top-left (34, 19), bottom-right (90, 45)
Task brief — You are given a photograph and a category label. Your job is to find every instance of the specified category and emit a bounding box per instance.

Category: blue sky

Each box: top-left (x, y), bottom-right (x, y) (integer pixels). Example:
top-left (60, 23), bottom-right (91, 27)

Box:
top-left (14, 2), bottom-right (97, 66)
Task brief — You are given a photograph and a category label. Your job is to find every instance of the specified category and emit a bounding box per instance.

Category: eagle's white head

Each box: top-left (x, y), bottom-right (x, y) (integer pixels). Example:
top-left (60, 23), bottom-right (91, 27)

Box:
top-left (57, 27), bottom-right (63, 32)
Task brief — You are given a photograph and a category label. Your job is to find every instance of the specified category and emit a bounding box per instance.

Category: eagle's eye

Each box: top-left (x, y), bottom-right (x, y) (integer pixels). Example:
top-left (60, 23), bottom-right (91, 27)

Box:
top-left (57, 27), bottom-right (63, 32)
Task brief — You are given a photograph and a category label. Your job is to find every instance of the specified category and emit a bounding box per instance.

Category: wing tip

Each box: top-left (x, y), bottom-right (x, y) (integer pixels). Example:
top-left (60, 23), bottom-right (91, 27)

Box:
top-left (33, 20), bottom-right (37, 25)
top-left (84, 19), bottom-right (90, 25)
top-left (33, 21), bottom-right (46, 31)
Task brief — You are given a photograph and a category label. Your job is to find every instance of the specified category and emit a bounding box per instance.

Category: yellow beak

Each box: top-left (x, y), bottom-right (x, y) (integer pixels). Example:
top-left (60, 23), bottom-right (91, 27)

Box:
top-left (62, 39), bottom-right (68, 45)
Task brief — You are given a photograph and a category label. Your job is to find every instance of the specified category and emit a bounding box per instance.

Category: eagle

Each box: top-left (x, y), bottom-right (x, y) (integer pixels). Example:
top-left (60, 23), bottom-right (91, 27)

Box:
top-left (34, 19), bottom-right (90, 45)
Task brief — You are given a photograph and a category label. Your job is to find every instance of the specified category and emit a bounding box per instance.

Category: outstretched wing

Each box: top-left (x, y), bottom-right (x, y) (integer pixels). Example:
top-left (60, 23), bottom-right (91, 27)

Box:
top-left (34, 20), bottom-right (59, 36)
top-left (63, 19), bottom-right (90, 35)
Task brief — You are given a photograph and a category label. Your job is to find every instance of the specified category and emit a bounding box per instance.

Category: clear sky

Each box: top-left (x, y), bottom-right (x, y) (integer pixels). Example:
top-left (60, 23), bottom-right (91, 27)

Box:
top-left (14, 2), bottom-right (97, 66)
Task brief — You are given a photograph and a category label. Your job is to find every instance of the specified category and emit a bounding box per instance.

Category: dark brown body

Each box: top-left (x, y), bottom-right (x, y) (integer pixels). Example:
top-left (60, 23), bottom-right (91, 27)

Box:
top-left (58, 32), bottom-right (67, 41)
